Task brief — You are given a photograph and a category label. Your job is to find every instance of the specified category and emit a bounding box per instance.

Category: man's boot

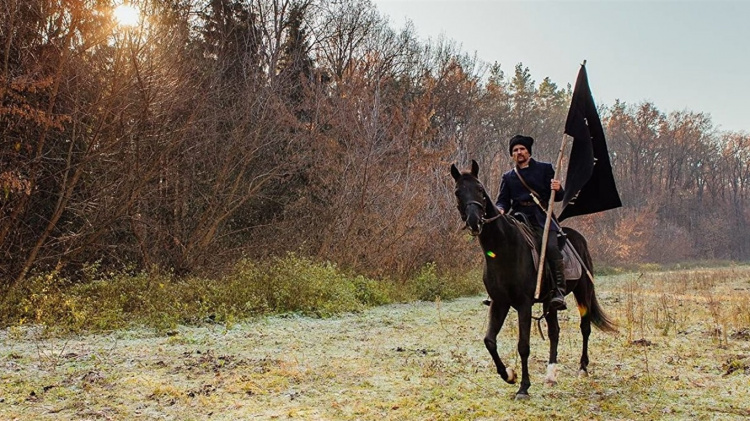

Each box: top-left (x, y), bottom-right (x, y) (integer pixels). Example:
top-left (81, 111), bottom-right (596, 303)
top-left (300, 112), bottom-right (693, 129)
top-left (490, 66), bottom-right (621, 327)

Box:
top-left (549, 259), bottom-right (567, 311)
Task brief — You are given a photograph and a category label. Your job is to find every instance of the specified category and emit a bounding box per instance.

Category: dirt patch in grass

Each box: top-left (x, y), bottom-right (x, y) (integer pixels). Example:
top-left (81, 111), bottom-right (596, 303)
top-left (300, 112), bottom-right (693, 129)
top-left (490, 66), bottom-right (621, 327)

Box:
top-left (2, 268), bottom-right (750, 420)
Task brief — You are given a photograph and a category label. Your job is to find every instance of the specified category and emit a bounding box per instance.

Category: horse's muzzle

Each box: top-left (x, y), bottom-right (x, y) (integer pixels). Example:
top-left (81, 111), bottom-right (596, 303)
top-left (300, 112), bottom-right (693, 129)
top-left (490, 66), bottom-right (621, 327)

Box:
top-left (460, 201), bottom-right (485, 236)
top-left (464, 218), bottom-right (483, 236)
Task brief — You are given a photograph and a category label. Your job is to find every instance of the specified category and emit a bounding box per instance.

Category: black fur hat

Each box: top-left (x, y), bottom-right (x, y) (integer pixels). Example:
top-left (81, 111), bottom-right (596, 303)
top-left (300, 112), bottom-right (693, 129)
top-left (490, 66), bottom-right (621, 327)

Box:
top-left (508, 135), bottom-right (533, 155)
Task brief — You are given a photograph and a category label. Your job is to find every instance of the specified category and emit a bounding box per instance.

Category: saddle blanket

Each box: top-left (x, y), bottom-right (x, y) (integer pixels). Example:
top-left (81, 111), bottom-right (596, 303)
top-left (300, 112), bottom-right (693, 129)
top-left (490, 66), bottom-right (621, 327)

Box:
top-left (531, 243), bottom-right (583, 281)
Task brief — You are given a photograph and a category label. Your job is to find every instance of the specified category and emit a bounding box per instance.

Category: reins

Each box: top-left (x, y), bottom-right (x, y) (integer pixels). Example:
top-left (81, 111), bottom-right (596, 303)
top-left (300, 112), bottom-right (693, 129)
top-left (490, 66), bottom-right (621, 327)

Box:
top-left (482, 213), bottom-right (503, 224)
top-left (532, 308), bottom-right (550, 341)
top-left (458, 186), bottom-right (504, 227)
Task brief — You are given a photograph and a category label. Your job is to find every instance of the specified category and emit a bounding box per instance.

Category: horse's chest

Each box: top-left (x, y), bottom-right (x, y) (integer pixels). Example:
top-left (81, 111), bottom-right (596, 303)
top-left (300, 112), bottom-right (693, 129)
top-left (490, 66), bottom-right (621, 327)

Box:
top-left (483, 265), bottom-right (533, 302)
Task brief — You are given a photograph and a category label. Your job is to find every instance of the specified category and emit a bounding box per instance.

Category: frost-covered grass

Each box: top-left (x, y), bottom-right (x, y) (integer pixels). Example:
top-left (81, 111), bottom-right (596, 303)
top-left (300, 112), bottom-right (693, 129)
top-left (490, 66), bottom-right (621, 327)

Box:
top-left (1, 266), bottom-right (750, 420)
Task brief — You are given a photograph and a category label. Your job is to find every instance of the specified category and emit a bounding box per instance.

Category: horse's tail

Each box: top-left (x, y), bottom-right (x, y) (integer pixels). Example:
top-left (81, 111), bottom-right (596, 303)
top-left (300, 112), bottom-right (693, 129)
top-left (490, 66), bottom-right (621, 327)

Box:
top-left (564, 227), bottom-right (617, 333)
top-left (588, 285), bottom-right (618, 333)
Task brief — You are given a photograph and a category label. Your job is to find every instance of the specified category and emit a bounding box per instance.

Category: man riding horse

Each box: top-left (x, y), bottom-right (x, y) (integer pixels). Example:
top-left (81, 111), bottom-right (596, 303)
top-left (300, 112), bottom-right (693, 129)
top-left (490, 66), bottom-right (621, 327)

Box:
top-left (495, 135), bottom-right (567, 311)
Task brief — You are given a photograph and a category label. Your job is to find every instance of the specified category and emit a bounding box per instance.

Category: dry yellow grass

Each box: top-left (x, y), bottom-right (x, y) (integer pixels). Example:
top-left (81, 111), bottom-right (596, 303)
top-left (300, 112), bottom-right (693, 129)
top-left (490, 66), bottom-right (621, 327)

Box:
top-left (1, 266), bottom-right (749, 420)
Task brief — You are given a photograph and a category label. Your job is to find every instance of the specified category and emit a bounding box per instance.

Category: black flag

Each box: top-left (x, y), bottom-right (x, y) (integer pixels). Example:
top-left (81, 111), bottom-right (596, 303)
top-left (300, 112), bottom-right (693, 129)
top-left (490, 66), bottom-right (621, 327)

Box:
top-left (559, 64), bottom-right (622, 221)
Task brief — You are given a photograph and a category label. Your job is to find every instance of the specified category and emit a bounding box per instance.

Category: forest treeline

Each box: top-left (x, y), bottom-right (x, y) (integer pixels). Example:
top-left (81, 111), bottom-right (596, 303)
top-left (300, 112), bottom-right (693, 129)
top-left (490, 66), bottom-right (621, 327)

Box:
top-left (2, 0), bottom-right (749, 289)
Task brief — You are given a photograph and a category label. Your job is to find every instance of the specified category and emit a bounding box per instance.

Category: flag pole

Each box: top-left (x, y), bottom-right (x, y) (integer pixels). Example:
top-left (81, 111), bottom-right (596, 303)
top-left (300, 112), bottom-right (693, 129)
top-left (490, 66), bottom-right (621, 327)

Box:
top-left (535, 133), bottom-right (569, 299)
top-left (528, 181), bottom-right (596, 284)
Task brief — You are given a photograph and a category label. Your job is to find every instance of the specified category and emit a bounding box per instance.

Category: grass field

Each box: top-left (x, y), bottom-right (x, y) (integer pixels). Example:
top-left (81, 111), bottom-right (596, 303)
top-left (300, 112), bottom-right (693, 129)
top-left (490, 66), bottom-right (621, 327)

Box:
top-left (1, 267), bottom-right (749, 420)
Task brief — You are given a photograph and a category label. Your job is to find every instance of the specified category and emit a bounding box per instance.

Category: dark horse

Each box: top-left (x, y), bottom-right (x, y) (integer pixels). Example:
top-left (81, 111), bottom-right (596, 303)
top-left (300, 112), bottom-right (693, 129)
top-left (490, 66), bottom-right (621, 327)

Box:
top-left (451, 160), bottom-right (616, 399)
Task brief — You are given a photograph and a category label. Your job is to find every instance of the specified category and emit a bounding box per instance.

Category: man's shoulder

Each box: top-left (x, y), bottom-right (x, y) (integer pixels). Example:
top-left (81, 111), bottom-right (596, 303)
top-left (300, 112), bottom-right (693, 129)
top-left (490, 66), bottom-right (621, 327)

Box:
top-left (530, 159), bottom-right (553, 171)
top-left (501, 168), bottom-right (517, 180)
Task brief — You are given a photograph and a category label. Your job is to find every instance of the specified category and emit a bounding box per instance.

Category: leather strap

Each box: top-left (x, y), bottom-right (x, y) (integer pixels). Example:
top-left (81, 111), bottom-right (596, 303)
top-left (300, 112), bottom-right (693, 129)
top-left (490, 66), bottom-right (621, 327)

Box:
top-left (513, 166), bottom-right (544, 208)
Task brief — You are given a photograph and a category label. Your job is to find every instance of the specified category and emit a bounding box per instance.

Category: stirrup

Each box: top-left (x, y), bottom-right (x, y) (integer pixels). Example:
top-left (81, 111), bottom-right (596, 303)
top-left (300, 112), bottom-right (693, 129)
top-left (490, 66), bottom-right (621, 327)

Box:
top-left (550, 295), bottom-right (567, 311)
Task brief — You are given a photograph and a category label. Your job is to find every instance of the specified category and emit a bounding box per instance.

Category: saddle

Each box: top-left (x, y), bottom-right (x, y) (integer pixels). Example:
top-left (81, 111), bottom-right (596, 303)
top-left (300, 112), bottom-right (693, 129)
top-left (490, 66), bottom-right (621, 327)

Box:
top-left (510, 213), bottom-right (583, 281)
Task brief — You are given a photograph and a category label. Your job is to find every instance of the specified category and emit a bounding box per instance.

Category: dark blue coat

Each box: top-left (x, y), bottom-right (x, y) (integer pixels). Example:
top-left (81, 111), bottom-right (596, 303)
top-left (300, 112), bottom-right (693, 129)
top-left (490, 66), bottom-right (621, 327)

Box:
top-left (495, 159), bottom-right (564, 231)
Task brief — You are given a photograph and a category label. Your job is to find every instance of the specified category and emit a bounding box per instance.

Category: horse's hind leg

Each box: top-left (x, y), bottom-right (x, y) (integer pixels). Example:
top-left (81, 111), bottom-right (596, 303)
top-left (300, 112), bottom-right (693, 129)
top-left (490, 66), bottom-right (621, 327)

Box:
top-left (484, 302), bottom-right (516, 384)
top-left (579, 311), bottom-right (592, 375)
top-left (544, 309), bottom-right (561, 385)
top-left (575, 287), bottom-right (592, 376)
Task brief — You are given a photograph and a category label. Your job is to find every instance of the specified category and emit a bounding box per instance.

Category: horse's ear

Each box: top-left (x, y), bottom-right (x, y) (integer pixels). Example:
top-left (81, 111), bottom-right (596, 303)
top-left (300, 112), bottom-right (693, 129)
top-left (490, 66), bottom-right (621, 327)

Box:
top-left (471, 160), bottom-right (479, 177)
top-left (450, 164), bottom-right (461, 181)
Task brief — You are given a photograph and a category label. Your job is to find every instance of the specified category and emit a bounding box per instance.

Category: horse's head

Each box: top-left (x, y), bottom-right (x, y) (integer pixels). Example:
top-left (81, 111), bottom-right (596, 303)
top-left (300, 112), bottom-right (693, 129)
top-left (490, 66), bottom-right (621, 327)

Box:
top-left (450, 159), bottom-right (489, 236)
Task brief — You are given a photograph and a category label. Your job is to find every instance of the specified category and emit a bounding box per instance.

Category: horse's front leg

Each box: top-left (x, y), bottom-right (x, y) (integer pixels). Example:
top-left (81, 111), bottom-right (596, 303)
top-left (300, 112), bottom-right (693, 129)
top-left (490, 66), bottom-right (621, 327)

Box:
top-left (484, 302), bottom-right (516, 384)
top-left (515, 305), bottom-right (533, 399)
top-left (544, 308), bottom-right (561, 385)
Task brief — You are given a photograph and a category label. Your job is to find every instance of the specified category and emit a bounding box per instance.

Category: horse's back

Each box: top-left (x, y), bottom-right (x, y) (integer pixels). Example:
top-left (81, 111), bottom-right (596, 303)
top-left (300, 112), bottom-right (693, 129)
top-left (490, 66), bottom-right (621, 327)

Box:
top-left (561, 227), bottom-right (585, 245)
top-left (561, 227), bottom-right (592, 270)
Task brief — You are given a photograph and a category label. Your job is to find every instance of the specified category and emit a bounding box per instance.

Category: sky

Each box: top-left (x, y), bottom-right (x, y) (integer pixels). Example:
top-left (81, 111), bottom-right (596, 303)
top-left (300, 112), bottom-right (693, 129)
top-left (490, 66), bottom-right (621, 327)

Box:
top-left (371, 0), bottom-right (749, 133)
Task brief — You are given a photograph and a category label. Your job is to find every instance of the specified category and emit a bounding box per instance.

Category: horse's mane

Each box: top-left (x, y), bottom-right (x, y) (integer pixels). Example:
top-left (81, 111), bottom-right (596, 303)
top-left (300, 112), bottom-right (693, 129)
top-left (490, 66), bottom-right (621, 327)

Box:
top-left (505, 214), bottom-right (538, 250)
top-left (468, 175), bottom-right (537, 251)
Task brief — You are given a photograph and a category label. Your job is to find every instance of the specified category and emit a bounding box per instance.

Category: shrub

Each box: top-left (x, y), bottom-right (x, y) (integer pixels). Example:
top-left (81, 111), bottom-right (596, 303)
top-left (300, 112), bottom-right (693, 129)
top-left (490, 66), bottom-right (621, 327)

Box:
top-left (404, 263), bottom-right (483, 302)
top-left (257, 254), bottom-right (364, 316)
top-left (0, 254), bottom-right (483, 333)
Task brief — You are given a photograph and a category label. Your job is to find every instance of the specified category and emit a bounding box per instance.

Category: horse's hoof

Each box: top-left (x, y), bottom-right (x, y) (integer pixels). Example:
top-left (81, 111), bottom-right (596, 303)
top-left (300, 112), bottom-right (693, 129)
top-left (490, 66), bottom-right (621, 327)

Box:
top-left (505, 368), bottom-right (517, 384)
top-left (545, 363), bottom-right (558, 386)
top-left (514, 392), bottom-right (530, 401)
top-left (578, 369), bottom-right (589, 377)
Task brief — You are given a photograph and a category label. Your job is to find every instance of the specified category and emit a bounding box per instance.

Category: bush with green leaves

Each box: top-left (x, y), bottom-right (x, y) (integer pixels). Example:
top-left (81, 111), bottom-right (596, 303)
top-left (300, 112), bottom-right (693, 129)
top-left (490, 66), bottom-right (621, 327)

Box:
top-left (0, 255), bottom-right (483, 333)
top-left (403, 263), bottom-right (482, 302)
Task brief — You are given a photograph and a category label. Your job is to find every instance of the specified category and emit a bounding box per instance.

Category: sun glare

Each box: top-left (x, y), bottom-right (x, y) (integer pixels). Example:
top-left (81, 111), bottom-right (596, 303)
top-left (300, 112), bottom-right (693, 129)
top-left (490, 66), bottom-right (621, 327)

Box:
top-left (113, 4), bottom-right (140, 27)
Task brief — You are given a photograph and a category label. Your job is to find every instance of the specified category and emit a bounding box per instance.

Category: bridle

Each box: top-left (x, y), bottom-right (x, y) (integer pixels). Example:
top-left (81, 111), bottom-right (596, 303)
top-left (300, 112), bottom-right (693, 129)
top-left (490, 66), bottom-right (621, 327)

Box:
top-left (457, 186), bottom-right (502, 232)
